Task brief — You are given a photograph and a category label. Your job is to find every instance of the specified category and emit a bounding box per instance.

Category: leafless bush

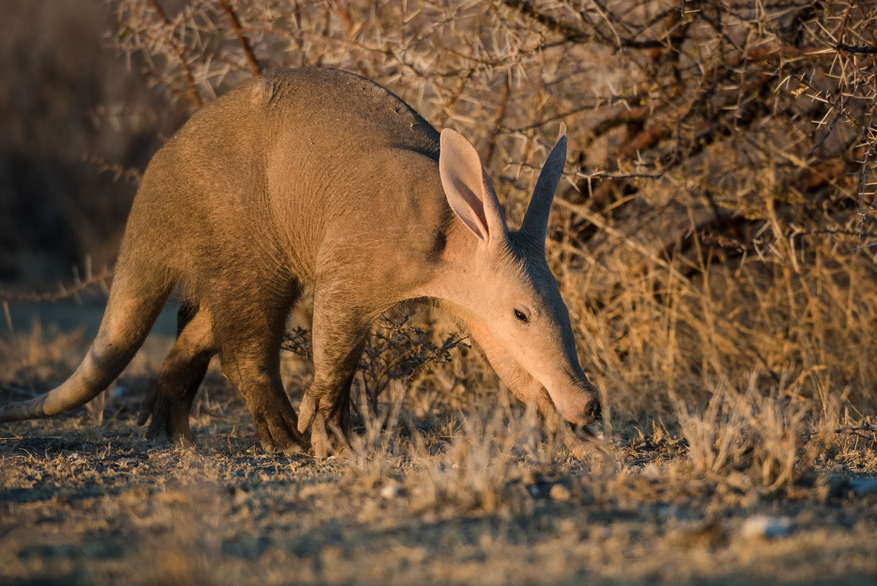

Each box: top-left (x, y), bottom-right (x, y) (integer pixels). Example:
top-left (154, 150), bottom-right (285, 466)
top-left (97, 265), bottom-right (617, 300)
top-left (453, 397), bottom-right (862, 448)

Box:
top-left (282, 312), bottom-right (468, 421)
top-left (107, 1), bottom-right (875, 223)
top-left (355, 314), bottom-right (468, 417)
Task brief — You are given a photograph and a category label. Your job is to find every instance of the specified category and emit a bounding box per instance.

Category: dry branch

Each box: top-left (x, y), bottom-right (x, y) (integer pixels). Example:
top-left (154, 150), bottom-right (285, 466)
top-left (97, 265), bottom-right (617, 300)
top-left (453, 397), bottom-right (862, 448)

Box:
top-left (217, 0), bottom-right (262, 77)
top-left (146, 0), bottom-right (204, 108)
top-left (0, 269), bottom-right (114, 303)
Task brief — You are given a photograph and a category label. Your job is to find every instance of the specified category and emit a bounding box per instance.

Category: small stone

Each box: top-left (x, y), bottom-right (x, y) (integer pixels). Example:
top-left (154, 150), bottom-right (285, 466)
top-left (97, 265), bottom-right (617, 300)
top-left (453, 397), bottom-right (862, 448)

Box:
top-left (740, 515), bottom-right (793, 540)
top-left (379, 484), bottom-right (401, 499)
top-left (549, 484), bottom-right (571, 502)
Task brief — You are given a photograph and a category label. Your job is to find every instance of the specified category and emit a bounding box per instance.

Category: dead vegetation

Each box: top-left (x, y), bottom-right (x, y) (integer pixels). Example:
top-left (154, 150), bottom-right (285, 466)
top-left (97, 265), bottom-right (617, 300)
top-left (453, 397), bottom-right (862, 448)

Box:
top-left (2, 0), bottom-right (877, 584)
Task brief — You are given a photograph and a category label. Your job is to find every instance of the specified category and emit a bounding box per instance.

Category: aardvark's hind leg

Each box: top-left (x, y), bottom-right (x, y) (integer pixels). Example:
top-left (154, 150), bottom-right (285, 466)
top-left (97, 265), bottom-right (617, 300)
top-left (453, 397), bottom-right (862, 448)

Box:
top-left (215, 281), bottom-right (308, 454)
top-left (138, 303), bottom-right (217, 444)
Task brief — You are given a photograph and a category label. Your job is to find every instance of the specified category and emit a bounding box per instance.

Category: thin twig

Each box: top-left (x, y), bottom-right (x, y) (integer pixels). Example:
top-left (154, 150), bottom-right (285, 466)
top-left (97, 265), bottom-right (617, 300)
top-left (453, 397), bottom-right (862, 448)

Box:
top-left (148, 0), bottom-right (204, 108)
top-left (217, 0), bottom-right (263, 77)
top-left (0, 269), bottom-right (113, 303)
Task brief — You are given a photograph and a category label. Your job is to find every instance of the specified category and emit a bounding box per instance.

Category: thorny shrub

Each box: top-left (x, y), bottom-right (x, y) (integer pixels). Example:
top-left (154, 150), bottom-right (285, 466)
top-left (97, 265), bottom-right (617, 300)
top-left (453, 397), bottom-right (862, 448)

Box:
top-left (282, 312), bottom-right (468, 423)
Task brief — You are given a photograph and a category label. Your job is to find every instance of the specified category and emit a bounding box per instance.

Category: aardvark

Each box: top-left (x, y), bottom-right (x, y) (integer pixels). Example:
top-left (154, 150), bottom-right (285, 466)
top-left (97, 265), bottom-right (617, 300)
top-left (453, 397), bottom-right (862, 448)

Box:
top-left (0, 68), bottom-right (601, 457)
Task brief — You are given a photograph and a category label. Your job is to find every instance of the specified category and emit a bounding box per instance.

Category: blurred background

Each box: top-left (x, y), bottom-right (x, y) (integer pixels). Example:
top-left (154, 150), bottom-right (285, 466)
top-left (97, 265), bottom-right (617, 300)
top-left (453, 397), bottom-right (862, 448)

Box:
top-left (0, 0), bottom-right (185, 285)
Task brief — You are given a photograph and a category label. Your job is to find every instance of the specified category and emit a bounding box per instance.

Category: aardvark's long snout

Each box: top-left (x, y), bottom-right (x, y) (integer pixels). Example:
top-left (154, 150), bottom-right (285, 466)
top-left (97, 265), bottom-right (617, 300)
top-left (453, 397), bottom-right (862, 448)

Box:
top-left (551, 379), bottom-right (602, 427)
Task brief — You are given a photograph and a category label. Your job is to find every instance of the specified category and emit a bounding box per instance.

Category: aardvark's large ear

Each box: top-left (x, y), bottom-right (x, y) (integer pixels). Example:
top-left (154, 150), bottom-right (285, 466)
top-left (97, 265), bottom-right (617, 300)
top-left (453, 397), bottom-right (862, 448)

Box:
top-left (439, 129), bottom-right (508, 244)
top-left (519, 123), bottom-right (568, 249)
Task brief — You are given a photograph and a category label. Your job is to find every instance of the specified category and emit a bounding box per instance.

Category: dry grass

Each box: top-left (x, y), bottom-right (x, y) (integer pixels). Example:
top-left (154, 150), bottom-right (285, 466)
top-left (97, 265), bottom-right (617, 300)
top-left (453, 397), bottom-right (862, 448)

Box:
top-left (3, 0), bottom-right (877, 584)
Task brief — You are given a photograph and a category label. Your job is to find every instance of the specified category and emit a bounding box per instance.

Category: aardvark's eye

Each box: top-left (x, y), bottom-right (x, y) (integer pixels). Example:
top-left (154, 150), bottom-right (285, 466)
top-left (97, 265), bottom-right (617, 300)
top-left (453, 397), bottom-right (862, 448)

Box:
top-left (514, 309), bottom-right (528, 323)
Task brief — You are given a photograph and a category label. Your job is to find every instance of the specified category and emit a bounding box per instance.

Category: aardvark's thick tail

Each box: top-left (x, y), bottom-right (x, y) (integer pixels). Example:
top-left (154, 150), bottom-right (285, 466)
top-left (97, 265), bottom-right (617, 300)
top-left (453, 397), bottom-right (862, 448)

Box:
top-left (0, 263), bottom-right (172, 423)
